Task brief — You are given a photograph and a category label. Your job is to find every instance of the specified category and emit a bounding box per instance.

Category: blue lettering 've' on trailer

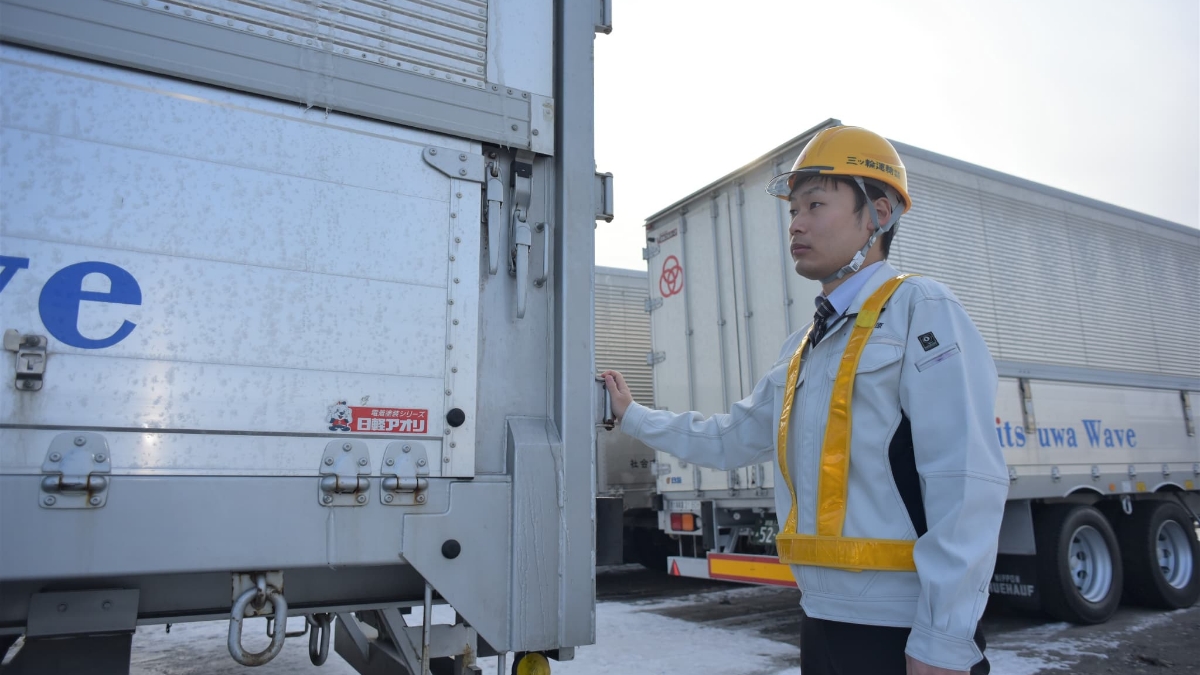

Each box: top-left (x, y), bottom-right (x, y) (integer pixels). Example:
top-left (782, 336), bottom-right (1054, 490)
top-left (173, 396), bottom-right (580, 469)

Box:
top-left (38, 261), bottom-right (142, 349)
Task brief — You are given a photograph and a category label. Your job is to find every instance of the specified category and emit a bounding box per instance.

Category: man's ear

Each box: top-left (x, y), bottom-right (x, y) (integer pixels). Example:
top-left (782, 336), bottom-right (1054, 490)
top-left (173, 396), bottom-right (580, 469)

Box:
top-left (872, 196), bottom-right (892, 229)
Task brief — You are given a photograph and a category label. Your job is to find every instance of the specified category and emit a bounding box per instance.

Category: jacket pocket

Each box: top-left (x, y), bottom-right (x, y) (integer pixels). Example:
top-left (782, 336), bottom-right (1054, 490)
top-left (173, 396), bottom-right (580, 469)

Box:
top-left (826, 342), bottom-right (903, 378)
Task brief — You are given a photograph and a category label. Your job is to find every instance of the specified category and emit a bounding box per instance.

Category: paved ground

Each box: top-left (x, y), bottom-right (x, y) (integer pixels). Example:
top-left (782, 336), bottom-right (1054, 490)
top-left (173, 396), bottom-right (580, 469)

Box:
top-left (4, 565), bottom-right (1198, 674)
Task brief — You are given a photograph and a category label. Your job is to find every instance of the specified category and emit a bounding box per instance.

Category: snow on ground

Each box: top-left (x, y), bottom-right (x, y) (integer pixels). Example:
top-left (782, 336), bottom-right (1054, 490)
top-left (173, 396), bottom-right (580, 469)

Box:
top-left (127, 594), bottom-right (798, 675)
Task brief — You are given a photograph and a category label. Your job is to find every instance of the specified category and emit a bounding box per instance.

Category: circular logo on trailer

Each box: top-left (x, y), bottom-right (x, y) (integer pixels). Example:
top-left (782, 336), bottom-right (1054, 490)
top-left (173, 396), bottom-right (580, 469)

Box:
top-left (659, 255), bottom-right (684, 298)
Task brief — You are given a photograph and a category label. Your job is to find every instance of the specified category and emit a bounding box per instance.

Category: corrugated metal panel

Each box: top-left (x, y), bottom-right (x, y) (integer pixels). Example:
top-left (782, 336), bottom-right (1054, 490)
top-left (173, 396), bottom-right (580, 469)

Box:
top-left (595, 271), bottom-right (654, 407)
top-left (0, 0), bottom-right (547, 150)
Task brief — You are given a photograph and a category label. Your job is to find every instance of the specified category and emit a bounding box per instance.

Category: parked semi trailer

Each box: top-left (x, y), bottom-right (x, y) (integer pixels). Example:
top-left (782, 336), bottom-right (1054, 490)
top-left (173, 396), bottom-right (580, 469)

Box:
top-left (0, 2), bottom-right (612, 673)
top-left (637, 119), bottom-right (1200, 624)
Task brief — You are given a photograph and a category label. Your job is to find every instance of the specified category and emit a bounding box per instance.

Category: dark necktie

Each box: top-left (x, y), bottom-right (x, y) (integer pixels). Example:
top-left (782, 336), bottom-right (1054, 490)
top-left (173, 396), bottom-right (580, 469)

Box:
top-left (810, 297), bottom-right (838, 347)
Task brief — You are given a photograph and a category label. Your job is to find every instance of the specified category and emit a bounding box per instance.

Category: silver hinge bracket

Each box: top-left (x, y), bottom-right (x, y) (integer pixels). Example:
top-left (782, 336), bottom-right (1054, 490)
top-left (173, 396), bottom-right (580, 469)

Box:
top-left (1091, 465), bottom-right (1102, 480)
top-left (41, 433), bottom-right (111, 509)
top-left (381, 442), bottom-right (430, 506)
top-left (319, 441), bottom-right (371, 507)
top-left (1050, 466), bottom-right (1061, 482)
top-left (645, 297), bottom-right (663, 313)
top-left (4, 329), bottom-right (47, 391)
top-left (485, 161), bottom-right (505, 274)
top-left (642, 244), bottom-right (660, 260)
top-left (1018, 378), bottom-right (1036, 433)
top-left (423, 146), bottom-right (485, 183)
top-left (646, 351), bottom-right (666, 365)
top-left (594, 171), bottom-right (614, 222)
top-left (594, 0), bottom-right (613, 33)
top-left (1007, 466), bottom-right (1018, 483)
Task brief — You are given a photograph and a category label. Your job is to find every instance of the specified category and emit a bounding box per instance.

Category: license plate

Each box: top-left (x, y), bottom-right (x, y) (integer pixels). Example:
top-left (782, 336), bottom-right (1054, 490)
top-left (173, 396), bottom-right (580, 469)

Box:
top-left (669, 500), bottom-right (700, 513)
top-left (752, 521), bottom-right (779, 545)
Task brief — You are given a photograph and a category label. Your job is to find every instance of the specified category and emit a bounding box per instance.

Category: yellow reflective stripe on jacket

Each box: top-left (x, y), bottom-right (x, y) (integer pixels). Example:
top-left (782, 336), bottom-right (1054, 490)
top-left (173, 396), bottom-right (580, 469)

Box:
top-left (776, 273), bottom-right (918, 571)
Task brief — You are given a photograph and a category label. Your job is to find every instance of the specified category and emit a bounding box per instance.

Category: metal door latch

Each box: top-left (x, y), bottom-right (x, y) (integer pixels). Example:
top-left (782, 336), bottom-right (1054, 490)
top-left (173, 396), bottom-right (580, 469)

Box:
top-left (319, 441), bottom-right (371, 506)
top-left (4, 329), bottom-right (47, 391)
top-left (41, 433), bottom-right (111, 509)
top-left (380, 442), bottom-right (430, 506)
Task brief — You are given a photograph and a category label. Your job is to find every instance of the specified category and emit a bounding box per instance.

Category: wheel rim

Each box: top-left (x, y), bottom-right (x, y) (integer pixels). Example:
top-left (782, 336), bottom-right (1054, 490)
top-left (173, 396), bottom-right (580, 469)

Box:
top-left (1067, 525), bottom-right (1113, 603)
top-left (1156, 519), bottom-right (1194, 590)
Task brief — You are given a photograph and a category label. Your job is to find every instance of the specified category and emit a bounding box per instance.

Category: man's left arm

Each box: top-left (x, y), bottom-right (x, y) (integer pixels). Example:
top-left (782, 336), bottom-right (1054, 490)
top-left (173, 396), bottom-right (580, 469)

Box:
top-left (898, 294), bottom-right (1010, 672)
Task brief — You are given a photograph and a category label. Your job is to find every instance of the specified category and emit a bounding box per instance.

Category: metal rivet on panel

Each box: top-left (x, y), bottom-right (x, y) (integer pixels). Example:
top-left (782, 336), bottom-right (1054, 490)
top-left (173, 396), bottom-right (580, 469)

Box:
top-left (450, 443), bottom-right (456, 449)
top-left (57, 604), bottom-right (68, 613)
top-left (478, 38), bottom-right (485, 44)
top-left (184, 9), bottom-right (191, 15)
top-left (343, 443), bottom-right (353, 452)
top-left (429, 148), bottom-right (438, 155)
top-left (451, 367), bottom-right (458, 373)
top-left (448, 300), bottom-right (454, 305)
top-left (384, 494), bottom-right (394, 503)
top-left (455, 237), bottom-right (461, 243)
top-left (455, 192), bottom-right (462, 198)
top-left (416, 494), bottom-right (426, 503)
top-left (89, 497), bottom-right (102, 506)
top-left (453, 278), bottom-right (459, 283)
top-left (322, 495), bottom-right (333, 504)
top-left (206, 14), bottom-right (213, 21)
top-left (94, 454), bottom-right (106, 463)
top-left (289, 35), bottom-right (295, 42)
top-left (402, 445), bottom-right (411, 453)
top-left (451, 212), bottom-right (458, 217)
top-left (447, 344), bottom-right (453, 350)
top-left (418, 459), bottom-right (427, 467)
top-left (478, 22), bottom-right (485, 29)
top-left (324, 457), bottom-right (334, 466)
top-left (74, 436), bottom-right (86, 447)
top-left (268, 29), bottom-right (274, 36)
top-left (452, 319), bottom-right (459, 325)
top-left (449, 255), bottom-right (456, 261)
top-left (356, 494), bottom-right (367, 504)
top-left (511, 125), bottom-right (518, 131)
top-left (102, 601), bottom-right (112, 610)
top-left (386, 458), bottom-right (395, 466)
top-left (44, 496), bottom-right (56, 506)
top-left (444, 457), bottom-right (451, 462)
top-left (358, 457), bottom-right (368, 467)
top-left (49, 452), bottom-right (62, 462)
top-left (445, 390), bottom-right (452, 396)
top-left (492, 85), bottom-right (498, 91)
top-left (532, 129), bottom-right (539, 136)
top-left (506, 89), bottom-right (512, 95)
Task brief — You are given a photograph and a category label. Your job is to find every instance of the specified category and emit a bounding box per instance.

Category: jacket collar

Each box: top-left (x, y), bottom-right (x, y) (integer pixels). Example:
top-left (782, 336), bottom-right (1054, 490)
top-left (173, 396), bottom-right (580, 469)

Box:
top-left (845, 261), bottom-right (902, 317)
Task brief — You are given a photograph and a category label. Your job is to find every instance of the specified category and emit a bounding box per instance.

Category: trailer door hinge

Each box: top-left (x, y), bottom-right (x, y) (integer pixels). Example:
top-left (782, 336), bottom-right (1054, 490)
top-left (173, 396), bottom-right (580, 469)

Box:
top-left (594, 172), bottom-right (614, 222)
top-left (594, 0), bottom-right (612, 34)
top-left (4, 329), bottom-right (47, 391)
top-left (642, 245), bottom-right (660, 260)
top-left (422, 146), bottom-right (485, 183)
top-left (41, 433), bottom-right (111, 509)
top-left (646, 351), bottom-right (666, 366)
top-left (1018, 378), bottom-right (1036, 433)
top-left (319, 440), bottom-right (371, 506)
top-left (645, 297), bottom-right (663, 313)
top-left (381, 442), bottom-right (430, 506)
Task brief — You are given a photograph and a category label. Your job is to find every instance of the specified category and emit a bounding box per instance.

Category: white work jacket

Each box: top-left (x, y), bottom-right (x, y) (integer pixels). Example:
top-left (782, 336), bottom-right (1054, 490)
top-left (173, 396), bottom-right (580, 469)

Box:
top-left (619, 262), bottom-right (1009, 670)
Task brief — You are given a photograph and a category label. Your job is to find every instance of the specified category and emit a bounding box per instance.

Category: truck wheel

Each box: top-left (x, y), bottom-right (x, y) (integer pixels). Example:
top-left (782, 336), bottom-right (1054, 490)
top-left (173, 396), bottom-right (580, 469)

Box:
top-left (1035, 504), bottom-right (1122, 624)
top-left (1114, 500), bottom-right (1200, 609)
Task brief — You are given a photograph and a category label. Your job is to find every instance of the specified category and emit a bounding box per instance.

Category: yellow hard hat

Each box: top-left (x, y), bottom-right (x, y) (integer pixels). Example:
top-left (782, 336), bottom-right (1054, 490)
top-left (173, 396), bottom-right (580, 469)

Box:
top-left (765, 126), bottom-right (911, 212)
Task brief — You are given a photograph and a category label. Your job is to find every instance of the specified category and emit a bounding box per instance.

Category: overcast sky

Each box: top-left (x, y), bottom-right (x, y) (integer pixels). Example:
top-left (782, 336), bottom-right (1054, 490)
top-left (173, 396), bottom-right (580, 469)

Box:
top-left (593, 0), bottom-right (1199, 270)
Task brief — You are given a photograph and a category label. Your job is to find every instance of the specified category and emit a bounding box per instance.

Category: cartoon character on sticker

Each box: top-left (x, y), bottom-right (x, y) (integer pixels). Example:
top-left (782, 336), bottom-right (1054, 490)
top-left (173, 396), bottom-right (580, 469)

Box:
top-left (327, 401), bottom-right (353, 432)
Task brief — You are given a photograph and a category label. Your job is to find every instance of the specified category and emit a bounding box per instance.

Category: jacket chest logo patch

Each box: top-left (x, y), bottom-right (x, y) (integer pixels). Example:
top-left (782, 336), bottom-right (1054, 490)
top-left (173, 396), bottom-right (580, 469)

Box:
top-left (917, 332), bottom-right (939, 351)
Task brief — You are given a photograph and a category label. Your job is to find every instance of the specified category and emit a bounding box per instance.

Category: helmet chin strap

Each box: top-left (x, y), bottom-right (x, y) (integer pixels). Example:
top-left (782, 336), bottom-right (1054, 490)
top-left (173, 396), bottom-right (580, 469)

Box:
top-left (818, 177), bottom-right (903, 285)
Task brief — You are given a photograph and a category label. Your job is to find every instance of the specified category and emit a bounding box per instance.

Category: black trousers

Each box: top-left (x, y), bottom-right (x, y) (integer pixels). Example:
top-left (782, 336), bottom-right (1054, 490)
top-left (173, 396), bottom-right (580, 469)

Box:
top-left (800, 617), bottom-right (990, 675)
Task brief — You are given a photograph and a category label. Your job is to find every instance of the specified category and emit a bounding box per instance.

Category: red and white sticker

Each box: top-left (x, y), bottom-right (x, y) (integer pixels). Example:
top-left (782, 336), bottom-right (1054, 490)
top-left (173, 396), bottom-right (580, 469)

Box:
top-left (352, 407), bottom-right (428, 433)
top-left (327, 401), bottom-right (428, 433)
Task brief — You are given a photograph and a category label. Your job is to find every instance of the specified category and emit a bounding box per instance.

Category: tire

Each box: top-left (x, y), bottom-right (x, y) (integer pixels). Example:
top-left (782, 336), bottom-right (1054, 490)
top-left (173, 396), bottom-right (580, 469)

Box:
top-left (1113, 500), bottom-right (1200, 609)
top-left (1034, 504), bottom-right (1123, 624)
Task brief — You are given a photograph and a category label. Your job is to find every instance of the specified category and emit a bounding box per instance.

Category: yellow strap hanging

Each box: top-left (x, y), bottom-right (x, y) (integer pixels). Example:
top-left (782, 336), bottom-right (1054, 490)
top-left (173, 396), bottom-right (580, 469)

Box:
top-left (775, 274), bottom-right (918, 571)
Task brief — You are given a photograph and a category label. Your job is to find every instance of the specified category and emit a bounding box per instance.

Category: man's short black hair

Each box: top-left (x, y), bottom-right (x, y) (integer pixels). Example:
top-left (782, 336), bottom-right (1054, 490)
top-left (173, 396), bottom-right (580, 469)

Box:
top-left (791, 174), bottom-right (898, 257)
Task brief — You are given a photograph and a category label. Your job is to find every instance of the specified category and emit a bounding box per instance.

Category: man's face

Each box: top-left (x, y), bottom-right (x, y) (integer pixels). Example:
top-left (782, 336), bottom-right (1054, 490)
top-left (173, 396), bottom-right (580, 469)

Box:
top-left (787, 178), bottom-right (871, 281)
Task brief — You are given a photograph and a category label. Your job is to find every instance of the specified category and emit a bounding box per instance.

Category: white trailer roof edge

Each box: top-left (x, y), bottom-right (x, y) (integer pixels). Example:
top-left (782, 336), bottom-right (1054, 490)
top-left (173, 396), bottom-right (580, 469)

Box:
top-left (644, 120), bottom-right (1196, 241)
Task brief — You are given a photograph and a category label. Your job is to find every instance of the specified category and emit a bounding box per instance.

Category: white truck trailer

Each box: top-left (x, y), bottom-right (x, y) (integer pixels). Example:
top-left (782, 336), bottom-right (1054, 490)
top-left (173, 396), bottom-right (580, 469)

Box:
top-left (0, 2), bottom-right (613, 673)
top-left (639, 119), bottom-right (1200, 625)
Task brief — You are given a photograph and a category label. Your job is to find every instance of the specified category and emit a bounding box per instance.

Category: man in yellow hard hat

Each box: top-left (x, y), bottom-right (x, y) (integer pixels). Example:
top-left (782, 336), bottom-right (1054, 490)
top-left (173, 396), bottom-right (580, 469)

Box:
top-left (603, 126), bottom-right (1008, 674)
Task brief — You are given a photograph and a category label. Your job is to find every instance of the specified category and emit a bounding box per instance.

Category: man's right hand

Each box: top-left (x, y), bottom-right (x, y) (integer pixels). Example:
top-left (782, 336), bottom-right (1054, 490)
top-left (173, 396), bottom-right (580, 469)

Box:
top-left (601, 370), bottom-right (633, 420)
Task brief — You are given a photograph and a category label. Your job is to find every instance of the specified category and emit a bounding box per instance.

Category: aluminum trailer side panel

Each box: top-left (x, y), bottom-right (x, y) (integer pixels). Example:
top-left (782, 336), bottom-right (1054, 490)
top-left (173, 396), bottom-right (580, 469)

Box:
top-left (0, 0), bottom-right (603, 665)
